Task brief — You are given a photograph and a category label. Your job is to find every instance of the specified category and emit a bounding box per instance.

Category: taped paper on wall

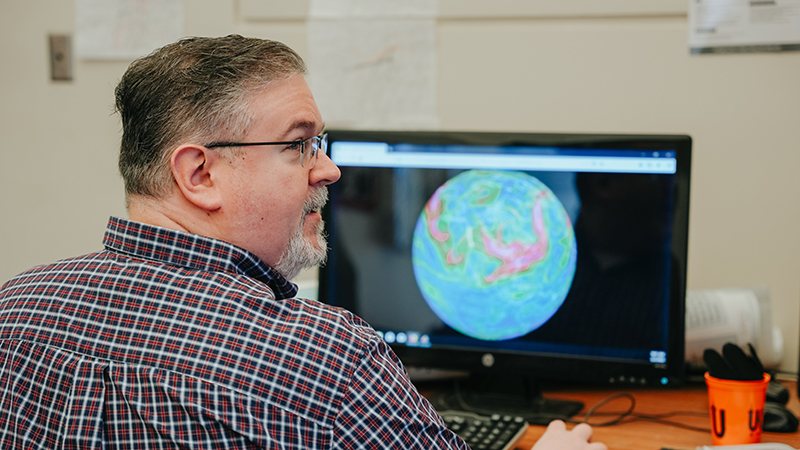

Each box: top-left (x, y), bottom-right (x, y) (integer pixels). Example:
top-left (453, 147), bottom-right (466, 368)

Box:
top-left (306, 0), bottom-right (439, 130)
top-left (75, 0), bottom-right (184, 60)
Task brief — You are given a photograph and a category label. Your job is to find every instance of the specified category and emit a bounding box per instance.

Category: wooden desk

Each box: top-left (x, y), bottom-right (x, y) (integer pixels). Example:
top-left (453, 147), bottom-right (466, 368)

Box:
top-left (512, 379), bottom-right (800, 450)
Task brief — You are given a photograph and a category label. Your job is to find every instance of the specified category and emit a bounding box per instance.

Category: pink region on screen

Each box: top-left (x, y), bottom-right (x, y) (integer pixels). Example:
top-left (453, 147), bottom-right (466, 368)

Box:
top-left (446, 248), bottom-right (464, 265)
top-left (425, 188), bottom-right (450, 242)
top-left (482, 193), bottom-right (549, 283)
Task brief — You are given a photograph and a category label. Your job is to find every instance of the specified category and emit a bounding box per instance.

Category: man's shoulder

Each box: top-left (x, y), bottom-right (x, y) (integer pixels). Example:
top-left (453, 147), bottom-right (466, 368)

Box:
top-left (269, 295), bottom-right (379, 350)
top-left (1, 250), bottom-right (109, 291)
top-left (0, 249), bottom-right (385, 422)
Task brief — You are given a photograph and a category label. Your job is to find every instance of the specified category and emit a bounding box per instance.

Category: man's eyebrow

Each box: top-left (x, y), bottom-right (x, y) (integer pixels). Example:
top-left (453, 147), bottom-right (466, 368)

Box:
top-left (280, 120), bottom-right (322, 139)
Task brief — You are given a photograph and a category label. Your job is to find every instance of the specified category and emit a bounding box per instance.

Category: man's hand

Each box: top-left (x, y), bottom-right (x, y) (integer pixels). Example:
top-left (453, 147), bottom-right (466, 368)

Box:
top-left (531, 420), bottom-right (607, 450)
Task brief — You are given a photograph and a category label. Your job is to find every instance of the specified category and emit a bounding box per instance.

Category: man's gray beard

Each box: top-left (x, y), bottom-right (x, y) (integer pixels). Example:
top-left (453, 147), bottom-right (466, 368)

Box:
top-left (273, 187), bottom-right (329, 280)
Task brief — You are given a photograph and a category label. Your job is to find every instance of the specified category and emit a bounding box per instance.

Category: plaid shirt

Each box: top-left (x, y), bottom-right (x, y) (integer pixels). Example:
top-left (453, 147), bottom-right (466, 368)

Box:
top-left (0, 217), bottom-right (468, 449)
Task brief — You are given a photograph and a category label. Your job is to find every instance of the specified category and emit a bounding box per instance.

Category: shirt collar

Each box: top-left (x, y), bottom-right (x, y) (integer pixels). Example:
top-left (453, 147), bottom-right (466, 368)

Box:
top-left (103, 216), bottom-right (299, 299)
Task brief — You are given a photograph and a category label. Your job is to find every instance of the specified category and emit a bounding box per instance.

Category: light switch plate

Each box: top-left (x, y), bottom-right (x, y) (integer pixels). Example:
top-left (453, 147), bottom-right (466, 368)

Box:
top-left (49, 34), bottom-right (72, 81)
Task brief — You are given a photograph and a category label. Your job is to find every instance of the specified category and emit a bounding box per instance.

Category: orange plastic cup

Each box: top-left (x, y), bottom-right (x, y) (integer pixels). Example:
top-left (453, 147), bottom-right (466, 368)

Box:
top-left (705, 372), bottom-right (770, 445)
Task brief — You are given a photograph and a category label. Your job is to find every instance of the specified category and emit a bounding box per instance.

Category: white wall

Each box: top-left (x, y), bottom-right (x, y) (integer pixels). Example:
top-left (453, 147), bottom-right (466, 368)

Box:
top-left (1, 0), bottom-right (798, 373)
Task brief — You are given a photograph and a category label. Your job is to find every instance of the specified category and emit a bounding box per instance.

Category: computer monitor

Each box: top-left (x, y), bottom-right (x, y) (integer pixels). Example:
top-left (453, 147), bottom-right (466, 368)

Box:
top-left (318, 130), bottom-right (691, 423)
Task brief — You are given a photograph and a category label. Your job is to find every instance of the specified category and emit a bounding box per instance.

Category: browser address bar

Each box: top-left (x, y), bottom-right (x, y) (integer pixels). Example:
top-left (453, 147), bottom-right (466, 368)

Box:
top-left (331, 142), bottom-right (677, 174)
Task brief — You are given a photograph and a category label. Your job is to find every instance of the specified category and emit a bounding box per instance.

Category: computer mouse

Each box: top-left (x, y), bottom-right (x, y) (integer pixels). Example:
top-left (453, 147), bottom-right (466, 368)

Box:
top-left (763, 402), bottom-right (799, 433)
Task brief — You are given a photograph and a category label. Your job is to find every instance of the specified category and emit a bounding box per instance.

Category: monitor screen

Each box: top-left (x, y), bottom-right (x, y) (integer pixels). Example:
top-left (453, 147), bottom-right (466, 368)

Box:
top-left (319, 130), bottom-right (691, 420)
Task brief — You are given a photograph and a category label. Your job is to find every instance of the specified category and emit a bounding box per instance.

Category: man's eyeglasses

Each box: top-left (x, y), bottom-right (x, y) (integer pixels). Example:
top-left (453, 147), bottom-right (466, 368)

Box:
top-left (206, 133), bottom-right (328, 169)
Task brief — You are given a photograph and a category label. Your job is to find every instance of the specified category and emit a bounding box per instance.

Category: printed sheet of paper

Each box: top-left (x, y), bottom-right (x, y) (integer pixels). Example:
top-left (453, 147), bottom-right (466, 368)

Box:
top-left (689, 0), bottom-right (800, 54)
top-left (75, 0), bottom-right (184, 60)
top-left (685, 287), bottom-right (782, 368)
top-left (307, 0), bottom-right (439, 130)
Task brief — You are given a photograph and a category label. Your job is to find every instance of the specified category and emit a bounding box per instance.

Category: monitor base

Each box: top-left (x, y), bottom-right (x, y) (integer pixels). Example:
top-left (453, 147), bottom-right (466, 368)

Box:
top-left (425, 373), bottom-right (584, 426)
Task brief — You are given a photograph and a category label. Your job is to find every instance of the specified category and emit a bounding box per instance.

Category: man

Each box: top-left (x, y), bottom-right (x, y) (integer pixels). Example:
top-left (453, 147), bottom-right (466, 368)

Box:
top-left (0, 35), bottom-right (606, 450)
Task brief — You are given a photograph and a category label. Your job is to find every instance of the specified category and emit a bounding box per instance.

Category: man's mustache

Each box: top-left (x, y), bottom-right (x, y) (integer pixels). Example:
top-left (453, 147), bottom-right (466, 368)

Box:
top-left (303, 187), bottom-right (328, 215)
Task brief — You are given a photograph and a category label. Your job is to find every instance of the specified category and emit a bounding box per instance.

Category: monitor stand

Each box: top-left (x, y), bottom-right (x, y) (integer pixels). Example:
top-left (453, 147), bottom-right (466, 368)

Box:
top-left (425, 373), bottom-right (584, 426)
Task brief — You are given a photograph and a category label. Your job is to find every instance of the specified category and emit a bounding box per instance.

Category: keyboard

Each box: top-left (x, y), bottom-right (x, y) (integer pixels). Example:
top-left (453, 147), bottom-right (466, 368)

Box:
top-left (440, 410), bottom-right (529, 450)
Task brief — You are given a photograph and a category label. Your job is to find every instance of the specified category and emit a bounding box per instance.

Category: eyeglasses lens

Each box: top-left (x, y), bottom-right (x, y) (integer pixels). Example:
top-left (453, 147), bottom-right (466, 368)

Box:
top-left (301, 138), bottom-right (314, 168)
top-left (301, 134), bottom-right (328, 169)
top-left (320, 134), bottom-right (328, 157)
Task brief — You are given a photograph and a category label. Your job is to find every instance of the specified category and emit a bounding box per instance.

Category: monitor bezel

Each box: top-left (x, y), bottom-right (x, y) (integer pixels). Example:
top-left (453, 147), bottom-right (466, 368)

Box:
top-left (319, 129), bottom-right (692, 388)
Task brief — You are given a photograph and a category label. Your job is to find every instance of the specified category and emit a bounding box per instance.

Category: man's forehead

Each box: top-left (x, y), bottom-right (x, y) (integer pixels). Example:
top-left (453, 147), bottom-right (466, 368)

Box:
top-left (245, 76), bottom-right (323, 138)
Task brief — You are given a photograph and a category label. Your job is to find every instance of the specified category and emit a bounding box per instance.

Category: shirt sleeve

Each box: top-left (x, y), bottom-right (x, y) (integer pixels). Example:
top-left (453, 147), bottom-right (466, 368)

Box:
top-left (331, 329), bottom-right (470, 450)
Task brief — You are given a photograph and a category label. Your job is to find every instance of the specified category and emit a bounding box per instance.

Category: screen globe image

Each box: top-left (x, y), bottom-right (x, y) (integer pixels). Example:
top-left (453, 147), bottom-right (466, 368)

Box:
top-left (411, 170), bottom-right (577, 341)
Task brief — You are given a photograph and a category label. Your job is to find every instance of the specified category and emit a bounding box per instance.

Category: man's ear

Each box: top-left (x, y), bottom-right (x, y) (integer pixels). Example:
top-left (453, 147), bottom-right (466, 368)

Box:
top-left (171, 144), bottom-right (223, 211)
